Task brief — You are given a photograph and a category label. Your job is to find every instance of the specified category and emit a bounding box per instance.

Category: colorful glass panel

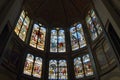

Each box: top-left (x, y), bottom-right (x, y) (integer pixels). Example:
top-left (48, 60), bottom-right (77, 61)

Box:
top-left (30, 24), bottom-right (39, 48)
top-left (19, 16), bottom-right (30, 41)
top-left (50, 30), bottom-right (57, 52)
top-left (86, 16), bottom-right (98, 40)
top-left (49, 60), bottom-right (57, 80)
top-left (14, 10), bottom-right (25, 35)
top-left (86, 9), bottom-right (103, 40)
top-left (33, 57), bottom-right (42, 78)
top-left (70, 27), bottom-right (79, 50)
top-left (83, 54), bottom-right (93, 76)
top-left (58, 60), bottom-right (68, 79)
top-left (23, 54), bottom-right (34, 75)
top-left (70, 23), bottom-right (86, 51)
top-left (76, 23), bottom-right (86, 48)
top-left (58, 30), bottom-right (66, 52)
top-left (91, 10), bottom-right (102, 34)
top-left (74, 57), bottom-right (84, 78)
top-left (37, 27), bottom-right (46, 50)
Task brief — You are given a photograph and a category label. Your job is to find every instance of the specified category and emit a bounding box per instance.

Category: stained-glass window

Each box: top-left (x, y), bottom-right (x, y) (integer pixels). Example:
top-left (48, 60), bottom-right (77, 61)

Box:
top-left (82, 54), bottom-right (93, 76)
top-left (74, 57), bottom-right (84, 78)
top-left (23, 54), bottom-right (34, 75)
top-left (74, 54), bottom-right (94, 78)
top-left (91, 10), bottom-right (102, 34)
top-left (86, 9), bottom-right (102, 40)
top-left (49, 60), bottom-right (68, 80)
top-left (14, 10), bottom-right (25, 35)
top-left (70, 23), bottom-right (86, 51)
top-left (49, 60), bottom-right (57, 79)
top-left (19, 16), bottom-right (30, 41)
top-left (50, 30), bottom-right (57, 52)
top-left (50, 29), bottom-right (66, 52)
top-left (58, 60), bottom-right (68, 79)
top-left (33, 57), bottom-right (42, 78)
top-left (30, 24), bottom-right (46, 50)
top-left (14, 10), bottom-right (30, 41)
top-left (23, 54), bottom-right (43, 78)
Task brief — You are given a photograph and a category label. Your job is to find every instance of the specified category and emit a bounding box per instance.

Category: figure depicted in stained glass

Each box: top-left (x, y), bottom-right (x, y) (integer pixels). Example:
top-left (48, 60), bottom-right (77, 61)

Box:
top-left (70, 27), bottom-right (79, 50)
top-left (49, 60), bottom-right (57, 79)
top-left (86, 16), bottom-right (98, 40)
top-left (19, 16), bottom-right (30, 41)
top-left (91, 10), bottom-right (102, 34)
top-left (30, 24), bottom-right (46, 50)
top-left (14, 10), bottom-right (25, 35)
top-left (23, 54), bottom-right (34, 75)
top-left (14, 10), bottom-right (30, 41)
top-left (70, 23), bottom-right (86, 51)
top-left (50, 29), bottom-right (66, 52)
top-left (37, 27), bottom-right (46, 50)
top-left (74, 57), bottom-right (84, 78)
top-left (33, 57), bottom-right (42, 78)
top-left (86, 9), bottom-right (102, 40)
top-left (30, 24), bottom-right (39, 48)
top-left (83, 54), bottom-right (93, 76)
top-left (58, 30), bottom-right (66, 52)
top-left (49, 60), bottom-right (68, 80)
top-left (58, 60), bottom-right (68, 79)
top-left (50, 30), bottom-right (57, 52)
top-left (76, 23), bottom-right (86, 48)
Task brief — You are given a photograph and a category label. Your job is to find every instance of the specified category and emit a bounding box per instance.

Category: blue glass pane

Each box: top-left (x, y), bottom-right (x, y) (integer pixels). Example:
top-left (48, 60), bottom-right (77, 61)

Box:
top-left (83, 54), bottom-right (93, 76)
top-left (58, 60), bottom-right (68, 79)
top-left (58, 30), bottom-right (66, 52)
top-left (49, 60), bottom-right (57, 79)
top-left (70, 27), bottom-right (79, 50)
top-left (91, 10), bottom-right (102, 34)
top-left (50, 30), bottom-right (57, 52)
top-left (74, 57), bottom-right (84, 78)
top-left (37, 27), bottom-right (46, 50)
top-left (86, 16), bottom-right (98, 40)
top-left (76, 23), bottom-right (86, 48)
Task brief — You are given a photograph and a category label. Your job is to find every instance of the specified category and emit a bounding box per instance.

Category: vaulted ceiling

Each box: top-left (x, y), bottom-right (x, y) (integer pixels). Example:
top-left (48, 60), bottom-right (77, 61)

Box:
top-left (24, 0), bottom-right (92, 27)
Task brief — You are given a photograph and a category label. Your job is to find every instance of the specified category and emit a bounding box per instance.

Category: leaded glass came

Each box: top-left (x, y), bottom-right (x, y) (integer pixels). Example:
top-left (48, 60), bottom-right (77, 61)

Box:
top-left (30, 24), bottom-right (46, 50)
top-left (70, 23), bottom-right (86, 51)
top-left (50, 29), bottom-right (66, 52)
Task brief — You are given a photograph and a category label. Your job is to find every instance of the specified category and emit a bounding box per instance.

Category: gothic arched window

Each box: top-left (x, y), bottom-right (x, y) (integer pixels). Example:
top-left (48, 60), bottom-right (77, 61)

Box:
top-left (14, 10), bottom-right (30, 41)
top-left (70, 23), bottom-right (86, 51)
top-left (74, 57), bottom-right (84, 78)
top-left (49, 60), bottom-right (57, 79)
top-left (74, 54), bottom-right (94, 79)
top-left (23, 54), bottom-right (34, 75)
top-left (33, 57), bottom-right (42, 78)
top-left (50, 29), bottom-right (66, 52)
top-left (58, 60), bottom-right (68, 79)
top-left (23, 54), bottom-right (43, 78)
top-left (49, 60), bottom-right (68, 80)
top-left (30, 24), bottom-right (46, 50)
top-left (86, 9), bottom-right (102, 40)
top-left (83, 54), bottom-right (93, 76)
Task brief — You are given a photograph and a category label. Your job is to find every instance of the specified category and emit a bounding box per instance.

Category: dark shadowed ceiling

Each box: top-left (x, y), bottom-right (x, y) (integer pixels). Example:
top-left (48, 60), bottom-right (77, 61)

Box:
top-left (24, 0), bottom-right (91, 27)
